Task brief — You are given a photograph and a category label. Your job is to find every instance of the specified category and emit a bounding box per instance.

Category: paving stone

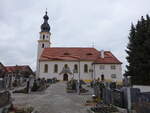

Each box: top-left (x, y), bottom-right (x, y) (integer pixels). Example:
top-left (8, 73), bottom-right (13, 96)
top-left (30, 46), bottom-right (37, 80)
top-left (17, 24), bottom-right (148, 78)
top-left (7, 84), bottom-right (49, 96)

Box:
top-left (12, 82), bottom-right (92, 113)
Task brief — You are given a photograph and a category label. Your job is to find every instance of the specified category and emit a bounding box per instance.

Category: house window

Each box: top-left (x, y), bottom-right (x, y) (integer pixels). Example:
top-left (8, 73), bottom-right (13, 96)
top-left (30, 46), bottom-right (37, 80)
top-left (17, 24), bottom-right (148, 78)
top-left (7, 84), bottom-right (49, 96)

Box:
top-left (42, 44), bottom-right (44, 48)
top-left (100, 65), bottom-right (105, 70)
top-left (111, 74), bottom-right (116, 78)
top-left (43, 35), bottom-right (45, 40)
top-left (84, 64), bottom-right (88, 73)
top-left (111, 65), bottom-right (116, 70)
top-left (74, 64), bottom-right (78, 73)
top-left (44, 64), bottom-right (48, 73)
top-left (54, 64), bottom-right (58, 73)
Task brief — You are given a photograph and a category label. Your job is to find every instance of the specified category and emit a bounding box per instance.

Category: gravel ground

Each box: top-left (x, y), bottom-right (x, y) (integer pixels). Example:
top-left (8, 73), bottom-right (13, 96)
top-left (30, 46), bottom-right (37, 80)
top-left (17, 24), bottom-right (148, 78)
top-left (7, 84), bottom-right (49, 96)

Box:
top-left (12, 82), bottom-right (92, 113)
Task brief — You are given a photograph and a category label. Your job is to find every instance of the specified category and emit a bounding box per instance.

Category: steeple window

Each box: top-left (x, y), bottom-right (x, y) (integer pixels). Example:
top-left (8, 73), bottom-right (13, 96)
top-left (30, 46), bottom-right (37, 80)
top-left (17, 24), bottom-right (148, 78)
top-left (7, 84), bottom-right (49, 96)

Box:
top-left (42, 44), bottom-right (44, 48)
top-left (43, 35), bottom-right (45, 40)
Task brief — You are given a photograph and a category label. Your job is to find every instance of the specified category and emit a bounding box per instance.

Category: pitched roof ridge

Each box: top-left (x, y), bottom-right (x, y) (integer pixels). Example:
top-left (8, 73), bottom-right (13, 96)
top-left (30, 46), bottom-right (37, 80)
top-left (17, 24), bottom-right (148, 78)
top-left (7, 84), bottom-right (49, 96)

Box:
top-left (45, 47), bottom-right (96, 49)
top-left (98, 50), bottom-right (111, 52)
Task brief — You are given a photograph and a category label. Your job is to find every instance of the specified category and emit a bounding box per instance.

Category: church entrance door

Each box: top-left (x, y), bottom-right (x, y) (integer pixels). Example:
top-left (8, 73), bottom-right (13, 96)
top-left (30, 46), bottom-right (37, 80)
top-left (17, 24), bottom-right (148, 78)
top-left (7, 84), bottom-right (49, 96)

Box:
top-left (63, 74), bottom-right (68, 81)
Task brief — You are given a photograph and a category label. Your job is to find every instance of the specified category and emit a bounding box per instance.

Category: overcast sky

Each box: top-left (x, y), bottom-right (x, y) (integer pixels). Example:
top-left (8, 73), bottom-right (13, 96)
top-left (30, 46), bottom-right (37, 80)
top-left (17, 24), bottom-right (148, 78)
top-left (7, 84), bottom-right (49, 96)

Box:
top-left (0, 0), bottom-right (150, 72)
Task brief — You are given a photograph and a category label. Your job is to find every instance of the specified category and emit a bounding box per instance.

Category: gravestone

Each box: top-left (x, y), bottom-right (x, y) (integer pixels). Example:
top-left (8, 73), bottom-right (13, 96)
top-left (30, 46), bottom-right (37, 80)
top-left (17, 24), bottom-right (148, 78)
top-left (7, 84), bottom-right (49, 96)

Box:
top-left (112, 89), bottom-right (124, 108)
top-left (0, 80), bottom-right (3, 89)
top-left (0, 91), bottom-right (11, 108)
top-left (121, 87), bottom-right (140, 108)
top-left (102, 88), bottom-right (112, 105)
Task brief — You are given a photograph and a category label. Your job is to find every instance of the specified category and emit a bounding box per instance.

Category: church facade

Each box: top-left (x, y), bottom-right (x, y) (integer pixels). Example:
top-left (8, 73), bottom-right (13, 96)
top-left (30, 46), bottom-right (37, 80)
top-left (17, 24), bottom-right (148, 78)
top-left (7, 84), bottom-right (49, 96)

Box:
top-left (36, 12), bottom-right (122, 82)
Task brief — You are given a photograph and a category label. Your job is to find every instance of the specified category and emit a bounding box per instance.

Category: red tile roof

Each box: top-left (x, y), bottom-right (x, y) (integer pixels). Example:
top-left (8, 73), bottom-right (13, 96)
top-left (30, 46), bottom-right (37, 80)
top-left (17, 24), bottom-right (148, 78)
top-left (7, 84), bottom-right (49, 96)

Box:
top-left (93, 51), bottom-right (122, 64)
top-left (40, 47), bottom-right (122, 64)
top-left (5, 65), bottom-right (33, 73)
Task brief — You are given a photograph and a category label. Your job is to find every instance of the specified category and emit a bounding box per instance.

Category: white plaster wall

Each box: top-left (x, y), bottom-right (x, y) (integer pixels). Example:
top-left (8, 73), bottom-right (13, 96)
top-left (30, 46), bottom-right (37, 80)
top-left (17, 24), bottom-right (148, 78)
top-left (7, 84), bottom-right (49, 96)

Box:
top-left (36, 32), bottom-right (51, 77)
top-left (39, 61), bottom-right (93, 80)
top-left (39, 61), bottom-right (122, 82)
top-left (94, 64), bottom-right (122, 81)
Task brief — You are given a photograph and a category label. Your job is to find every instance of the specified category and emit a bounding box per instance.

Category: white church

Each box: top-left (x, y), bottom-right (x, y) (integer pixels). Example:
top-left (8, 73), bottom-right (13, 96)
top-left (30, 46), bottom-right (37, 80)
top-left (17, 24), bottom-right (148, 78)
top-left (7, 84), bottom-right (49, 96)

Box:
top-left (36, 12), bottom-right (122, 83)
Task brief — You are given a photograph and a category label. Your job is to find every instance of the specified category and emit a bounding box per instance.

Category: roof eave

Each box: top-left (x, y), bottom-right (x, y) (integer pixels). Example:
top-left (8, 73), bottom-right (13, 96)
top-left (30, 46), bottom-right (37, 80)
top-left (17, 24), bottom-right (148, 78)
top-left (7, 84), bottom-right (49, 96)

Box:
top-left (92, 62), bottom-right (122, 65)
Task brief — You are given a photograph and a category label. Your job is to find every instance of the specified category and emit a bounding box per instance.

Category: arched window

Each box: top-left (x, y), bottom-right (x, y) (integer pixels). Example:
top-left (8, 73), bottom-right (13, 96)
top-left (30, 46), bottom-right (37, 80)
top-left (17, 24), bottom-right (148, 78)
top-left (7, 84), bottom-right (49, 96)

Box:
top-left (43, 34), bottom-right (45, 40)
top-left (42, 44), bottom-right (44, 48)
top-left (101, 74), bottom-right (104, 81)
top-left (74, 64), bottom-right (78, 73)
top-left (64, 64), bottom-right (68, 69)
top-left (54, 64), bottom-right (58, 73)
top-left (44, 64), bottom-right (48, 73)
top-left (84, 64), bottom-right (88, 73)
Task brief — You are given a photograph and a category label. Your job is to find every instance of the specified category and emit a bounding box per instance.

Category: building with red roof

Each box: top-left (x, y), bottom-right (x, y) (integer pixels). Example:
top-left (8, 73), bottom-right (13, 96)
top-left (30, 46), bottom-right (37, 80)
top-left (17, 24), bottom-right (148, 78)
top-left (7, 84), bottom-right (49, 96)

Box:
top-left (0, 63), bottom-right (34, 89)
top-left (36, 12), bottom-right (122, 82)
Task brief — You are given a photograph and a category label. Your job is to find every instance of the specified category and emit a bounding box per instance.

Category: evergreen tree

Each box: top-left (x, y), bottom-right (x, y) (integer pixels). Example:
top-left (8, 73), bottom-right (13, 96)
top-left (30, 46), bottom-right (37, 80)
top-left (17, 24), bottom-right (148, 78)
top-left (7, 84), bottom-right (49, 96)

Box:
top-left (126, 15), bottom-right (150, 85)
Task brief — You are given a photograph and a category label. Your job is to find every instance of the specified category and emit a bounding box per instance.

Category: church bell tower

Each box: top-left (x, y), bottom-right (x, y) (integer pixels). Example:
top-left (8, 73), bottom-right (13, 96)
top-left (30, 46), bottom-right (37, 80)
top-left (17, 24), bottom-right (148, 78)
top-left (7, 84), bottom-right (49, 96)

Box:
top-left (37, 11), bottom-right (51, 59)
top-left (36, 11), bottom-right (51, 77)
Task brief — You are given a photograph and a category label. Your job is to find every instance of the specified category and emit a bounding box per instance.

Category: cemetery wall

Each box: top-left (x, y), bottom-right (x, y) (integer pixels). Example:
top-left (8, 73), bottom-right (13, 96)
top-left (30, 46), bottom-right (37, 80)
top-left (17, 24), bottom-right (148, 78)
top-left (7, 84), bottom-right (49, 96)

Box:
top-left (133, 85), bottom-right (150, 92)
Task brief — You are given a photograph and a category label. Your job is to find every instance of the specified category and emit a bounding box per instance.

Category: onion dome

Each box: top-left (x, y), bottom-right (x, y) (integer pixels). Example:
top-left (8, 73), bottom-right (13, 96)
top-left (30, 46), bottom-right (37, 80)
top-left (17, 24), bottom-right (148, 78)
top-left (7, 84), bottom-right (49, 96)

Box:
top-left (41, 11), bottom-right (50, 32)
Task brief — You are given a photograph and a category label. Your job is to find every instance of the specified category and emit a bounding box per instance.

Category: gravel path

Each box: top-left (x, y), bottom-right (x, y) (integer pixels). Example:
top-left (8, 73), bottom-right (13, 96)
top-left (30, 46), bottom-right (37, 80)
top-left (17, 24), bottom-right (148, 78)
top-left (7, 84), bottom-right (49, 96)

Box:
top-left (12, 82), bottom-right (92, 113)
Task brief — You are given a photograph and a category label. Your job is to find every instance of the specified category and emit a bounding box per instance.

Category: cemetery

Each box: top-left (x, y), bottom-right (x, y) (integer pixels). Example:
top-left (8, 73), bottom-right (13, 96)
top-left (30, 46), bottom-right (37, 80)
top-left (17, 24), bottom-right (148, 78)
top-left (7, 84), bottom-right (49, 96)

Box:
top-left (1, 75), bottom-right (150, 113)
top-left (0, 62), bottom-right (150, 113)
top-left (0, 77), bottom-right (57, 113)
top-left (85, 77), bottom-right (150, 113)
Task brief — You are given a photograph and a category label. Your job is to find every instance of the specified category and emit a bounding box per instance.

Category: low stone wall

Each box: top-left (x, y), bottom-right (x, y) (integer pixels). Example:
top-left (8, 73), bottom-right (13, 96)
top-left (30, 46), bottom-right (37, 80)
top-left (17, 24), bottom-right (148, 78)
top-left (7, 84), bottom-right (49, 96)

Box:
top-left (133, 85), bottom-right (150, 92)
